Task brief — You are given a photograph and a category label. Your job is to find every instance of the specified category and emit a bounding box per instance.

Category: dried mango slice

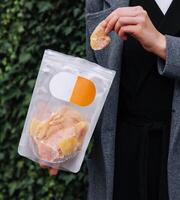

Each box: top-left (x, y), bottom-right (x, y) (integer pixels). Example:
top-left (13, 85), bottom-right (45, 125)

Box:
top-left (29, 106), bottom-right (88, 162)
top-left (38, 141), bottom-right (60, 162)
top-left (90, 22), bottom-right (111, 50)
top-left (45, 124), bottom-right (62, 139)
top-left (75, 121), bottom-right (88, 143)
top-left (58, 136), bottom-right (79, 157)
top-left (37, 123), bottom-right (50, 139)
top-left (57, 121), bottom-right (88, 158)
top-left (29, 119), bottom-right (43, 137)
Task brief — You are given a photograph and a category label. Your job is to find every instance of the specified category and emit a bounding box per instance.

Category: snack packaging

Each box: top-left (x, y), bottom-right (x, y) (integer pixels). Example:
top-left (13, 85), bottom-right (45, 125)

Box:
top-left (18, 50), bottom-right (116, 173)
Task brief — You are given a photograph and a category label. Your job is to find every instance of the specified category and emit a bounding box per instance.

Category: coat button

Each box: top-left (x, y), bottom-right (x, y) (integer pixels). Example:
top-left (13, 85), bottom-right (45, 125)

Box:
top-left (172, 109), bottom-right (175, 113)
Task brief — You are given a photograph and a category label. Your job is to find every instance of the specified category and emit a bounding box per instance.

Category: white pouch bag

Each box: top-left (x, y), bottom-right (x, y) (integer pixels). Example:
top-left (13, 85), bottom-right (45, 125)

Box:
top-left (18, 50), bottom-right (116, 173)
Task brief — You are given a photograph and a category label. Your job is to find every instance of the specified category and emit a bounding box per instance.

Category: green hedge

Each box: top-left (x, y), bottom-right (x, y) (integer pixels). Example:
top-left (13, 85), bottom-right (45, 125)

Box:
top-left (0, 1), bottom-right (88, 199)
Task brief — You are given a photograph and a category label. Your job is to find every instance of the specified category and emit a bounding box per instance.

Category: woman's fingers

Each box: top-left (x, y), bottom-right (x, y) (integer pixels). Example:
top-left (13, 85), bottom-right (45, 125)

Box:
top-left (105, 14), bottom-right (119, 33)
top-left (49, 168), bottom-right (58, 176)
top-left (102, 6), bottom-right (165, 58)
top-left (100, 20), bottom-right (107, 28)
top-left (114, 16), bottom-right (143, 33)
top-left (105, 6), bottom-right (142, 23)
top-left (118, 24), bottom-right (140, 39)
top-left (105, 6), bottom-right (143, 22)
top-left (104, 6), bottom-right (144, 33)
top-left (39, 162), bottom-right (59, 176)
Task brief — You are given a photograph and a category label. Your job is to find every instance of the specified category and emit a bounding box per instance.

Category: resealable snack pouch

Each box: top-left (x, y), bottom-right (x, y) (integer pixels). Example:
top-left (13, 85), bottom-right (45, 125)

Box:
top-left (18, 50), bottom-right (116, 173)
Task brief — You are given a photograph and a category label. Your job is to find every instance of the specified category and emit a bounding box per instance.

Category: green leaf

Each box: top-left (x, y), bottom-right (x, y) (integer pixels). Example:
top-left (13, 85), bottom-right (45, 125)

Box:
top-left (19, 52), bottom-right (31, 64)
top-left (38, 2), bottom-right (54, 13)
top-left (27, 79), bottom-right (35, 88)
top-left (64, 26), bottom-right (73, 36)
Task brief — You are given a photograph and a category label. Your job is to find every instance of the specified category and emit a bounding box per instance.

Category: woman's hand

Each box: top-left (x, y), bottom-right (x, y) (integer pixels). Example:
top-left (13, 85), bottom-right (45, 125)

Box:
top-left (103, 6), bottom-right (166, 59)
top-left (39, 163), bottom-right (58, 176)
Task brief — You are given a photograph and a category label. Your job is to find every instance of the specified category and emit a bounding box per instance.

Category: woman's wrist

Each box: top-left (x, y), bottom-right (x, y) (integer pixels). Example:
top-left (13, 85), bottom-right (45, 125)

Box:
top-left (151, 33), bottom-right (167, 60)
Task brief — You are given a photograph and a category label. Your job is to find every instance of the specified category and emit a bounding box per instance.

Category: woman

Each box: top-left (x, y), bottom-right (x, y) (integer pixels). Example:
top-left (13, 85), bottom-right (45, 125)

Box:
top-left (85, 0), bottom-right (180, 200)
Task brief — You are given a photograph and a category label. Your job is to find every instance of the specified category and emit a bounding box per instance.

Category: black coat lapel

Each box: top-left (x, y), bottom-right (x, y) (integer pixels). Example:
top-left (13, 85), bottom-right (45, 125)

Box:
top-left (159, 0), bottom-right (180, 35)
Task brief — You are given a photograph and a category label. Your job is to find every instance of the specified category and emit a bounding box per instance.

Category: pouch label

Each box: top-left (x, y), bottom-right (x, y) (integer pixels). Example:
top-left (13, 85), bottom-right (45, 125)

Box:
top-left (49, 71), bottom-right (96, 106)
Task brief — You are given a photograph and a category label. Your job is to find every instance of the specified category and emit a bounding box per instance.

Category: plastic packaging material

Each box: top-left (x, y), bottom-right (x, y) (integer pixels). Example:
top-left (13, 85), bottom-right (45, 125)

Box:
top-left (18, 50), bottom-right (116, 173)
top-left (29, 106), bottom-right (88, 163)
top-left (90, 21), bottom-right (111, 50)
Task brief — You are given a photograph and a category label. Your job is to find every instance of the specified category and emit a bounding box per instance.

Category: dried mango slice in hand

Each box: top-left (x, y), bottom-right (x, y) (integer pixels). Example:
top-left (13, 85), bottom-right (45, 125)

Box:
top-left (90, 21), bottom-right (111, 50)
